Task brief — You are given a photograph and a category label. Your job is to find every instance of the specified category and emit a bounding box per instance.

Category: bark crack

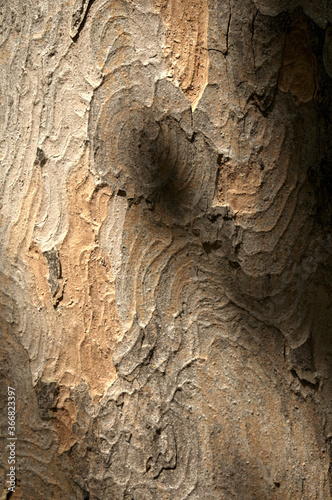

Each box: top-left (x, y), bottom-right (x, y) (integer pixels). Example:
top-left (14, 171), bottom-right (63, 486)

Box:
top-left (225, 0), bottom-right (232, 56)
top-left (251, 9), bottom-right (259, 75)
top-left (70, 0), bottom-right (96, 40)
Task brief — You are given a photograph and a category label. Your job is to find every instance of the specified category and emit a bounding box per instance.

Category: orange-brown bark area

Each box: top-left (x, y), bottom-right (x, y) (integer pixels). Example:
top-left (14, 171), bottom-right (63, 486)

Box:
top-left (0, 0), bottom-right (332, 499)
top-left (154, 0), bottom-right (209, 109)
top-left (26, 154), bottom-right (123, 402)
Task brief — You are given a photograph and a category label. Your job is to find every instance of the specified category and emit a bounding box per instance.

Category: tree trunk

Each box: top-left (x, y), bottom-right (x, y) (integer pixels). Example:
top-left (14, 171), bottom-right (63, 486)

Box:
top-left (1, 0), bottom-right (331, 498)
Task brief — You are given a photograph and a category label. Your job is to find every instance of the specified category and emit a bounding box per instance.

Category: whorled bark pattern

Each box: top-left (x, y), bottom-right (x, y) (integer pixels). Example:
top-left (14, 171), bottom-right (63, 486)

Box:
top-left (0, 0), bottom-right (331, 498)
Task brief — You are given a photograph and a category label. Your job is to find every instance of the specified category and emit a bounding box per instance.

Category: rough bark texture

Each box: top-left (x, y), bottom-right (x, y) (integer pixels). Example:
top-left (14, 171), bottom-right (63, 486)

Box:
top-left (0, 0), bottom-right (332, 498)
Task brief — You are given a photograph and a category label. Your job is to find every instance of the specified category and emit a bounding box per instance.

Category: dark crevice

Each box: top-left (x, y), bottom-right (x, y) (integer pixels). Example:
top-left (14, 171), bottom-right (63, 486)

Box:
top-left (225, 2), bottom-right (232, 56)
top-left (223, 209), bottom-right (235, 221)
top-left (74, 476), bottom-right (90, 500)
top-left (145, 197), bottom-right (155, 210)
top-left (35, 147), bottom-right (47, 167)
top-left (290, 369), bottom-right (320, 391)
top-left (71, 0), bottom-right (96, 41)
top-left (53, 288), bottom-right (65, 310)
top-left (202, 241), bottom-right (222, 254)
top-left (248, 90), bottom-right (279, 117)
top-left (127, 195), bottom-right (144, 208)
top-left (234, 243), bottom-right (241, 255)
top-left (208, 48), bottom-right (228, 56)
top-left (250, 9), bottom-right (259, 73)
top-left (207, 213), bottom-right (222, 223)
top-left (228, 260), bottom-right (241, 270)
top-left (217, 153), bottom-right (227, 166)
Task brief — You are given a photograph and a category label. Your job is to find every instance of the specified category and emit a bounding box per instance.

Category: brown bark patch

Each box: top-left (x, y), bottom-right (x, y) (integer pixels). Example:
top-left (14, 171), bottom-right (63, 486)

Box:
top-left (155, 0), bottom-right (209, 109)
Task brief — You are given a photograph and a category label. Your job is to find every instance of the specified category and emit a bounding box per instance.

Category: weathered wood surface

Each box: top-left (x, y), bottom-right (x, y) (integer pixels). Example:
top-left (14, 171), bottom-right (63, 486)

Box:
top-left (0, 0), bottom-right (331, 498)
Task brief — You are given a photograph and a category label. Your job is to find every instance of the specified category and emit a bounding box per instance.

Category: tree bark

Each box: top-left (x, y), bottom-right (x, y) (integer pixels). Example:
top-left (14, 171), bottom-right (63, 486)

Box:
top-left (0, 0), bottom-right (331, 498)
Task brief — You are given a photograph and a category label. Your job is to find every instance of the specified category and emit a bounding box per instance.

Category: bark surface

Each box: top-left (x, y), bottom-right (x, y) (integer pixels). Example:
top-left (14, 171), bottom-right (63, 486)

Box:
top-left (0, 0), bottom-right (332, 498)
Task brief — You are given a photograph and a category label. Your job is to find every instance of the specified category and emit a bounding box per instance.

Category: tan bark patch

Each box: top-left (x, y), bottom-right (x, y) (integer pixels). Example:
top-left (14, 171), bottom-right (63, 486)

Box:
top-left (25, 150), bottom-right (124, 409)
top-left (155, 0), bottom-right (209, 109)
